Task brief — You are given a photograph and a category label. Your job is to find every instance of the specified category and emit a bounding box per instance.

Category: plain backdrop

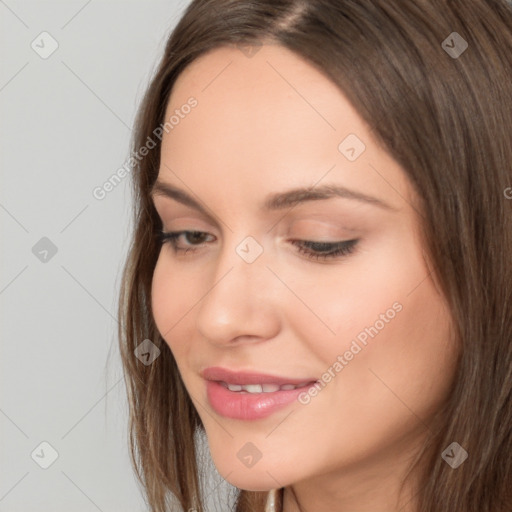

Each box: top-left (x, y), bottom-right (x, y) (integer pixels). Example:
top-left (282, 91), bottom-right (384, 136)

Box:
top-left (0, 1), bottom-right (234, 510)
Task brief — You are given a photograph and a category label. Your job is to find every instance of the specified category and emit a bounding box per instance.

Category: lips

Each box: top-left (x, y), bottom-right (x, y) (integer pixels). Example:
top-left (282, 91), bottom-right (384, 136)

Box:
top-left (201, 366), bottom-right (318, 387)
top-left (201, 366), bottom-right (319, 420)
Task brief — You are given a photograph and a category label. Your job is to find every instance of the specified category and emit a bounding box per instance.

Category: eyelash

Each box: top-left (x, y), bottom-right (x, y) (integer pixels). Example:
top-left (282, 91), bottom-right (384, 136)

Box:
top-left (157, 230), bottom-right (359, 261)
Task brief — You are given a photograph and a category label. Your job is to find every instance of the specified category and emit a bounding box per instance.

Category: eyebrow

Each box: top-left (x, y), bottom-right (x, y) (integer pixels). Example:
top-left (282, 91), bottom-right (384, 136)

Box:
top-left (150, 179), bottom-right (396, 216)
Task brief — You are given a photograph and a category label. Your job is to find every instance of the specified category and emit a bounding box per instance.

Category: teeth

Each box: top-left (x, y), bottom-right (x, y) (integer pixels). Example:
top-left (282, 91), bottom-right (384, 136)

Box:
top-left (242, 384), bottom-right (263, 393)
top-left (222, 381), bottom-right (311, 393)
top-left (261, 383), bottom-right (281, 392)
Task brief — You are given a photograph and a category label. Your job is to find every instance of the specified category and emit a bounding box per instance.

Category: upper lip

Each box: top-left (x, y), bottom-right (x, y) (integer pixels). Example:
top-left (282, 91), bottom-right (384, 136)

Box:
top-left (201, 366), bottom-right (318, 386)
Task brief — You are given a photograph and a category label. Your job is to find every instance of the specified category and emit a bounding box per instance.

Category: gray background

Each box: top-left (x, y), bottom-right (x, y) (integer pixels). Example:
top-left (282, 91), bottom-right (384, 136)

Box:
top-left (0, 1), bottom-right (233, 510)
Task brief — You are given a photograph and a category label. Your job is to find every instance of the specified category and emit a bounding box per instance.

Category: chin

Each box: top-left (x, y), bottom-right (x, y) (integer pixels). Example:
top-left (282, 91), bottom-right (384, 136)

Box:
top-left (225, 476), bottom-right (278, 492)
top-left (212, 459), bottom-right (283, 491)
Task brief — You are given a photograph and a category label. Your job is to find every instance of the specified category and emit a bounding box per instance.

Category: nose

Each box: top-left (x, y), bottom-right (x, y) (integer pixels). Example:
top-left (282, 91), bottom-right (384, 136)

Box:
top-left (194, 236), bottom-right (281, 347)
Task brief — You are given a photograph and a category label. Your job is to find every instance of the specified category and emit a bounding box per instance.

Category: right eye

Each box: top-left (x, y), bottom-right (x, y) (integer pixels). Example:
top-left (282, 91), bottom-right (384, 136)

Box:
top-left (158, 230), bottom-right (215, 254)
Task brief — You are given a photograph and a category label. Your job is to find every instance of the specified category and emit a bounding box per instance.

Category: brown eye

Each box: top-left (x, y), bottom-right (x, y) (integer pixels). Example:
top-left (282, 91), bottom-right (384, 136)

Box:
top-left (158, 230), bottom-right (215, 253)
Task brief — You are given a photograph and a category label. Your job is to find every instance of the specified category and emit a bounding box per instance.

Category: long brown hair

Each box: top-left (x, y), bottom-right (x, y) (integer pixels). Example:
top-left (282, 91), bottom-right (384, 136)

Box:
top-left (117, 1), bottom-right (512, 510)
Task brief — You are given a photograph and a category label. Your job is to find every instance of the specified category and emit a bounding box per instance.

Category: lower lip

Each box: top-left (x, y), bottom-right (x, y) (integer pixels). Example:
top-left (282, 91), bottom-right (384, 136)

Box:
top-left (205, 380), bottom-right (317, 420)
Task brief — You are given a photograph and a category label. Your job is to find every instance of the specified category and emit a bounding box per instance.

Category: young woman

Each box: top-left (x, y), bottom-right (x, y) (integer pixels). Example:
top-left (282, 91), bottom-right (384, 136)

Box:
top-left (118, 1), bottom-right (512, 511)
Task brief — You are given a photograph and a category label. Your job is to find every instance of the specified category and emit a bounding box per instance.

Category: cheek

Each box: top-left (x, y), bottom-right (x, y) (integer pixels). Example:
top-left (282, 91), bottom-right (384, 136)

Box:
top-left (275, 244), bottom-right (414, 365)
top-left (324, 280), bottom-right (455, 464)
top-left (284, 238), bottom-right (455, 419)
top-left (151, 253), bottom-right (197, 357)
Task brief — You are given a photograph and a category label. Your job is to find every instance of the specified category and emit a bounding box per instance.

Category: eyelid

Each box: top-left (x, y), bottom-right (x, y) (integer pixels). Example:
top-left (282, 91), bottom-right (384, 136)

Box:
top-left (156, 212), bottom-right (218, 234)
top-left (287, 218), bottom-right (360, 236)
top-left (151, 199), bottom-right (224, 233)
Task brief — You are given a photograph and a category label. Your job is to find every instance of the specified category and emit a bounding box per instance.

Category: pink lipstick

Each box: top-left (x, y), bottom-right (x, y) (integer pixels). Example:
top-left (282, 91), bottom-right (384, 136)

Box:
top-left (201, 367), bottom-right (318, 420)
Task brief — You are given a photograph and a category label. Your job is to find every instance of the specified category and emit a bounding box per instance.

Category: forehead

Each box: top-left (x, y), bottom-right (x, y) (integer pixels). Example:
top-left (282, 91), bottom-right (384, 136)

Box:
top-left (171, 43), bottom-right (341, 102)
top-left (165, 43), bottom-right (366, 154)
top-left (166, 43), bottom-right (356, 141)
top-left (159, 44), bottom-right (414, 215)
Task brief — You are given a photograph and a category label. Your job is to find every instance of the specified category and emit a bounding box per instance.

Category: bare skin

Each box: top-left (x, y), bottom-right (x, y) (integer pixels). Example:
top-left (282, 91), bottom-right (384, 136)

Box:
top-left (150, 44), bottom-right (458, 512)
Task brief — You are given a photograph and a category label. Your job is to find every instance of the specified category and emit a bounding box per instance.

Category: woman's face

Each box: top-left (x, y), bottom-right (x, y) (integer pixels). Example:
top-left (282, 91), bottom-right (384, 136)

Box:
top-left (151, 44), bottom-right (457, 504)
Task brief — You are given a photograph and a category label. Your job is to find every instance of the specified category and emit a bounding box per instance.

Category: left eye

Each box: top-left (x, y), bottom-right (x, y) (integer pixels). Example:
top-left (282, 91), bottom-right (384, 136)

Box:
top-left (157, 230), bottom-right (359, 261)
top-left (290, 239), bottom-right (359, 260)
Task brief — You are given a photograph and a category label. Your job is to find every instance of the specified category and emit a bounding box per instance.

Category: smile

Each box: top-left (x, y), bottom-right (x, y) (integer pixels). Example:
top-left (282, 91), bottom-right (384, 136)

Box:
top-left (219, 381), bottom-right (314, 393)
